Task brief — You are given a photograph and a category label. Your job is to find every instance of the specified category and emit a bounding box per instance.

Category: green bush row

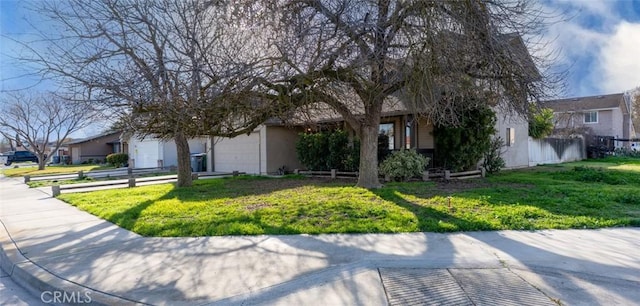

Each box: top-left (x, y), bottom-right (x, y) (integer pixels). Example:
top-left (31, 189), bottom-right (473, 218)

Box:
top-left (106, 153), bottom-right (129, 168)
top-left (295, 130), bottom-right (359, 171)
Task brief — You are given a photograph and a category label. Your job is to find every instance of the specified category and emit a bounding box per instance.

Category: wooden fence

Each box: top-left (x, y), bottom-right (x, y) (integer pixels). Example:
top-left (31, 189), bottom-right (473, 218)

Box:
top-left (50, 171), bottom-right (243, 196)
top-left (294, 168), bottom-right (485, 181)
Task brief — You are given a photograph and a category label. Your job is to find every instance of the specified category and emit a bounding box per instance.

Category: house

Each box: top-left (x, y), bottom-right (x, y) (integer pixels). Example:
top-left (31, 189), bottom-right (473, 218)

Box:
top-left (207, 94), bottom-right (531, 175)
top-left (67, 131), bottom-right (124, 164)
top-left (543, 93), bottom-right (636, 148)
top-left (133, 34), bottom-right (534, 174)
top-left (45, 140), bottom-right (70, 164)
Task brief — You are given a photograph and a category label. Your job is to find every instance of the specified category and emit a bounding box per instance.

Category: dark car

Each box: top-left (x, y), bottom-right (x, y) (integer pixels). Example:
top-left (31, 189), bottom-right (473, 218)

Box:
top-left (1, 151), bottom-right (39, 166)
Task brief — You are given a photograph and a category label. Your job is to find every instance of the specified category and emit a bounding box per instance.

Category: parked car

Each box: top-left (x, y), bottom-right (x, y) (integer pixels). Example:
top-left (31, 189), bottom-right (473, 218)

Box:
top-left (1, 151), bottom-right (40, 166)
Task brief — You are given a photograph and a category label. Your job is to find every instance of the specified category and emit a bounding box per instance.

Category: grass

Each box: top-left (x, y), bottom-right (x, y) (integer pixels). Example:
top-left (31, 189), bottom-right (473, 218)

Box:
top-left (57, 158), bottom-right (640, 237)
top-left (2, 164), bottom-right (114, 177)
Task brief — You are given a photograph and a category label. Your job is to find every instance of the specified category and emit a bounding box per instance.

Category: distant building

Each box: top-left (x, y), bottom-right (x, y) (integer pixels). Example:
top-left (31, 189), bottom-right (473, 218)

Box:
top-left (543, 93), bottom-right (636, 148)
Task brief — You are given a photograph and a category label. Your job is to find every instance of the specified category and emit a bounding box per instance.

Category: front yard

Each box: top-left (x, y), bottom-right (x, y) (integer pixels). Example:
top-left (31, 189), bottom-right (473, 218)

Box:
top-left (56, 157), bottom-right (640, 237)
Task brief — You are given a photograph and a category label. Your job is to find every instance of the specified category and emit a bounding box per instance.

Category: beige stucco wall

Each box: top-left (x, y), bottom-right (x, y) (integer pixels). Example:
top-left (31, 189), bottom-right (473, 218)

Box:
top-left (265, 126), bottom-right (304, 174)
top-left (494, 110), bottom-right (529, 169)
top-left (587, 109), bottom-right (616, 136)
top-left (554, 109), bottom-right (623, 138)
top-left (416, 118), bottom-right (434, 149)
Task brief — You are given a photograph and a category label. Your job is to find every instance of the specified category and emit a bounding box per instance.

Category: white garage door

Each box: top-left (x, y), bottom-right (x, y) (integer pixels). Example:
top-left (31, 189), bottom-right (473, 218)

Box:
top-left (134, 139), bottom-right (160, 168)
top-left (214, 133), bottom-right (260, 174)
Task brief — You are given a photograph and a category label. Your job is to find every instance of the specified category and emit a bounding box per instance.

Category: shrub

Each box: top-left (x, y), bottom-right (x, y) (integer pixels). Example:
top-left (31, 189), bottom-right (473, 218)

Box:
top-left (434, 105), bottom-right (496, 171)
top-left (528, 107), bottom-right (554, 139)
top-left (379, 149), bottom-right (429, 181)
top-left (378, 133), bottom-right (391, 162)
top-left (483, 137), bottom-right (506, 174)
top-left (327, 130), bottom-right (351, 170)
top-left (614, 147), bottom-right (640, 158)
top-left (106, 153), bottom-right (129, 168)
top-left (296, 130), bottom-right (359, 171)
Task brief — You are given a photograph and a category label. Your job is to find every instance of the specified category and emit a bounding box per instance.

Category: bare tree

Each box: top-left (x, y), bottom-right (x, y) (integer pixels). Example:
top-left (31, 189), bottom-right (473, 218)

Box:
top-left (20, 0), bottom-right (279, 187)
top-left (0, 92), bottom-right (91, 170)
top-left (259, 0), bottom-right (558, 188)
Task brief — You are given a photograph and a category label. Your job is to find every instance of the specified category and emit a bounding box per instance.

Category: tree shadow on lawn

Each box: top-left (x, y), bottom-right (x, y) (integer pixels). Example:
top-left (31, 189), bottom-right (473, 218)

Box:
top-left (380, 178), bottom-right (640, 230)
top-left (372, 186), bottom-right (496, 232)
top-left (104, 188), bottom-right (307, 236)
top-left (165, 176), bottom-right (357, 202)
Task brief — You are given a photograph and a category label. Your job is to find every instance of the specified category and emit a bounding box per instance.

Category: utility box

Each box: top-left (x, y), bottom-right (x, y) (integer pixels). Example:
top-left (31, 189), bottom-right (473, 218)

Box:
top-left (190, 153), bottom-right (207, 172)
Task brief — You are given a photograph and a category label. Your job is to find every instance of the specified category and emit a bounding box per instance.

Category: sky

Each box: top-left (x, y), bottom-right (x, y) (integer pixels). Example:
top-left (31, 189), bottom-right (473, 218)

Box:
top-left (540, 0), bottom-right (640, 97)
top-left (1, 0), bottom-right (639, 106)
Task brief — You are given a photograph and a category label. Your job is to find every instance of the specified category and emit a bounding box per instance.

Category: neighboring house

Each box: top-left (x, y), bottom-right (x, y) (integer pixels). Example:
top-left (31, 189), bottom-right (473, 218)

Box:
top-left (543, 93), bottom-right (636, 148)
top-left (45, 140), bottom-right (70, 164)
top-left (127, 135), bottom-right (208, 169)
top-left (67, 131), bottom-right (124, 164)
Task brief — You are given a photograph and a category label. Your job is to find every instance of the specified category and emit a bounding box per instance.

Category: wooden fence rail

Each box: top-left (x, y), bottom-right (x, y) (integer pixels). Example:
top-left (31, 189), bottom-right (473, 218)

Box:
top-left (50, 171), bottom-right (244, 196)
top-left (294, 168), bottom-right (486, 181)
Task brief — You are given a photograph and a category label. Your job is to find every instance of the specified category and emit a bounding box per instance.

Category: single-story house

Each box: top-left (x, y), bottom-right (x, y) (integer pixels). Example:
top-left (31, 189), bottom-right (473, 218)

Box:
top-left (128, 98), bottom-right (530, 174)
top-left (206, 95), bottom-right (530, 175)
top-left (67, 131), bottom-right (124, 164)
top-left (543, 93), bottom-right (636, 148)
top-left (131, 33), bottom-right (535, 174)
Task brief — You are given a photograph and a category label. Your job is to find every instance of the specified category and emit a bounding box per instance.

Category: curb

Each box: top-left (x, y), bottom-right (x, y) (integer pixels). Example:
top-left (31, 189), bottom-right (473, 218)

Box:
top-left (0, 217), bottom-right (143, 305)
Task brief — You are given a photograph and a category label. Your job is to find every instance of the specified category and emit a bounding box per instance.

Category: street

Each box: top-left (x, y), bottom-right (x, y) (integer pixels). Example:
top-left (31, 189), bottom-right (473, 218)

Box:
top-left (0, 269), bottom-right (42, 306)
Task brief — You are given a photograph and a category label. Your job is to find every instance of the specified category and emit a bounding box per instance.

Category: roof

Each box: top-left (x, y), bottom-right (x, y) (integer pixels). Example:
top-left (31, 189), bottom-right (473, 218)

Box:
top-left (66, 131), bottom-right (122, 145)
top-left (542, 93), bottom-right (625, 113)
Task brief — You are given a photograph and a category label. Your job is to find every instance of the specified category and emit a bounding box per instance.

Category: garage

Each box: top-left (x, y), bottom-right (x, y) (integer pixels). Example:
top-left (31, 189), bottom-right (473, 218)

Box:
top-left (214, 132), bottom-right (260, 174)
top-left (132, 138), bottom-right (160, 168)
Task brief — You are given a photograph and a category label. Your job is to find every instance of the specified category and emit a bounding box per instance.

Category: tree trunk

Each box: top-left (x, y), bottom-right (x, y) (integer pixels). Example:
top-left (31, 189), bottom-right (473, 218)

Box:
top-left (356, 118), bottom-right (382, 189)
top-left (175, 132), bottom-right (193, 187)
top-left (37, 153), bottom-right (47, 170)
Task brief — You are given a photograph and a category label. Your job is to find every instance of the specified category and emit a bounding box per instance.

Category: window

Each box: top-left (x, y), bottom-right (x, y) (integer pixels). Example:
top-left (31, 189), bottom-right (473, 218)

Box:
top-left (379, 123), bottom-right (395, 150)
top-left (584, 111), bottom-right (598, 123)
top-left (506, 128), bottom-right (515, 147)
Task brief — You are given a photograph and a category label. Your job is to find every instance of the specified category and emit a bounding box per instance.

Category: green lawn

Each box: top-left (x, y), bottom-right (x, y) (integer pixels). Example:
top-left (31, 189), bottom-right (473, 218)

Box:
top-left (2, 164), bottom-right (114, 177)
top-left (57, 158), bottom-right (640, 237)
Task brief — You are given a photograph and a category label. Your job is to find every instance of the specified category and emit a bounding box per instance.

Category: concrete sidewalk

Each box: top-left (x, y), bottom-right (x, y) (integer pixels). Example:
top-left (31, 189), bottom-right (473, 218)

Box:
top-left (1, 175), bottom-right (639, 305)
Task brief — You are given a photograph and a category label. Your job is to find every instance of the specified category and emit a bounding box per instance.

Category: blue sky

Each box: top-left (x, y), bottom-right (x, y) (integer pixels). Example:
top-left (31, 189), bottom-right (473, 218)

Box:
top-left (540, 0), bottom-right (640, 97)
top-left (1, 0), bottom-right (640, 99)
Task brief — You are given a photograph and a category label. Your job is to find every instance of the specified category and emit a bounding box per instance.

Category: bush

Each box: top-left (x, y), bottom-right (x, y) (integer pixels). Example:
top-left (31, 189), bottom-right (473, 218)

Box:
top-left (483, 137), bottom-right (506, 174)
top-left (528, 107), bottom-right (554, 139)
top-left (106, 153), bottom-right (129, 168)
top-left (434, 105), bottom-right (496, 171)
top-left (614, 147), bottom-right (640, 158)
top-left (296, 130), bottom-right (359, 171)
top-left (379, 149), bottom-right (429, 181)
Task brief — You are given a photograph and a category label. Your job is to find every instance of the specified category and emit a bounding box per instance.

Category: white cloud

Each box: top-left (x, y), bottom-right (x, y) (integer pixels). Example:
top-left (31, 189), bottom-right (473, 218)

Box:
top-left (539, 1), bottom-right (640, 97)
top-left (597, 22), bottom-right (640, 93)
